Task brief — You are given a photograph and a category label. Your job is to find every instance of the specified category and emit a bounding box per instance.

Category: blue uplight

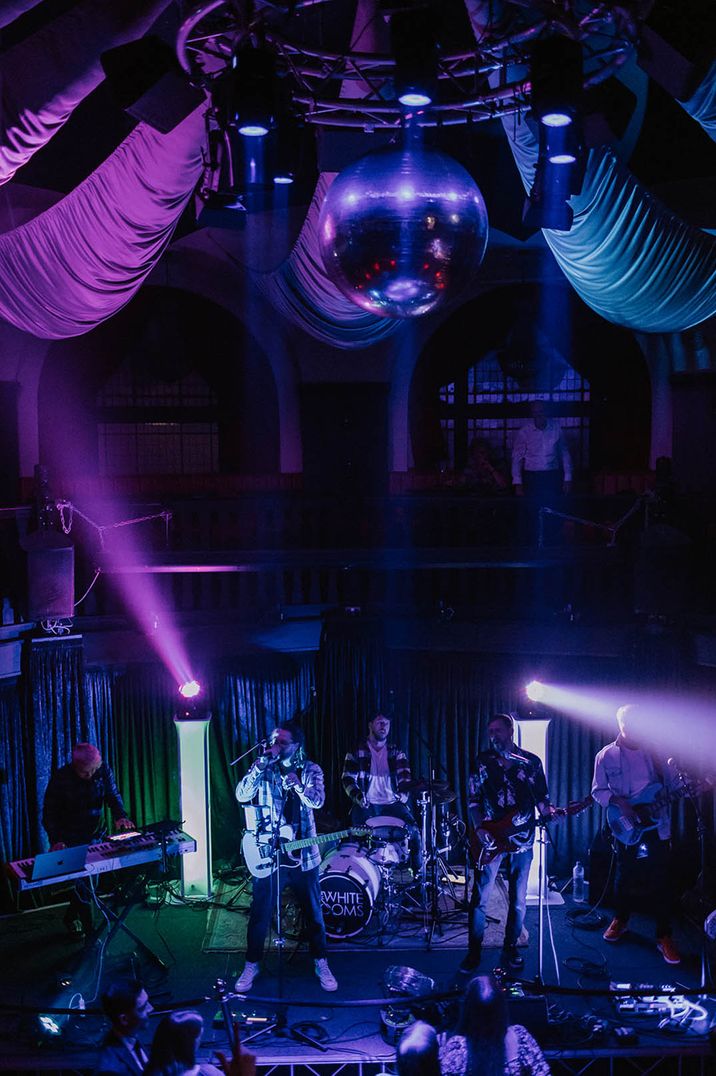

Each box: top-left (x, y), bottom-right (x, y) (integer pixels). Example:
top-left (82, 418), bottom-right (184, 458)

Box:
top-left (549, 152), bottom-right (577, 164)
top-left (399, 91), bottom-right (432, 108)
top-left (239, 124), bottom-right (269, 137)
top-left (542, 111), bottom-right (572, 128)
top-left (273, 175), bottom-right (294, 185)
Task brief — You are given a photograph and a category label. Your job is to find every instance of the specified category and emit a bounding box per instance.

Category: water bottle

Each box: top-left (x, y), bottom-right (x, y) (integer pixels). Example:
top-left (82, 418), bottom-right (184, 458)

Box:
top-left (572, 860), bottom-right (585, 902)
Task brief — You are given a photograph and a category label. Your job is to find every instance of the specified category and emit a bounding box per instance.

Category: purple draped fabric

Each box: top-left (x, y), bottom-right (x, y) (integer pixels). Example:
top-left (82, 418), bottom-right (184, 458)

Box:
top-left (0, 0), bottom-right (172, 185)
top-left (0, 105), bottom-right (206, 337)
top-left (0, 0), bottom-right (41, 31)
top-left (260, 173), bottom-right (402, 347)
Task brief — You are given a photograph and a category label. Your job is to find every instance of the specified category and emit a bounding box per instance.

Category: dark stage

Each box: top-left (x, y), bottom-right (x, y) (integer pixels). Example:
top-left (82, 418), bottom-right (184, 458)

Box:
top-left (1, 873), bottom-right (713, 1074)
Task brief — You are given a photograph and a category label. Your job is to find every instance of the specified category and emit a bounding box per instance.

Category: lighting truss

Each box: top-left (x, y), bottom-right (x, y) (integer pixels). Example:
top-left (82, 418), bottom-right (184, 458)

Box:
top-left (177, 0), bottom-right (647, 130)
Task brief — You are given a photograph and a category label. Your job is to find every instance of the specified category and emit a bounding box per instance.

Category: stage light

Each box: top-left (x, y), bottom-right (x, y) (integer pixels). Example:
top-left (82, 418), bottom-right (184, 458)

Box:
top-left (179, 679), bottom-right (201, 699)
top-left (549, 152), bottom-right (577, 164)
top-left (530, 36), bottom-right (583, 129)
top-left (273, 173), bottom-right (294, 185)
top-left (390, 6), bottom-right (438, 110)
top-left (215, 44), bottom-right (277, 139)
top-left (525, 680), bottom-right (546, 702)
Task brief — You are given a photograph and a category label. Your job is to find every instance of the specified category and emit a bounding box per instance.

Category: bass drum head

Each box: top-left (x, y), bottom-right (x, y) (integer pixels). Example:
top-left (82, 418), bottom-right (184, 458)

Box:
top-left (319, 847), bottom-right (382, 938)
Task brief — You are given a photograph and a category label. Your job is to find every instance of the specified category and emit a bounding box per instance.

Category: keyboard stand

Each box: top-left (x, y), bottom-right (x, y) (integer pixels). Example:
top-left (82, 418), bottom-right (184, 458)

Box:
top-left (90, 871), bottom-right (168, 970)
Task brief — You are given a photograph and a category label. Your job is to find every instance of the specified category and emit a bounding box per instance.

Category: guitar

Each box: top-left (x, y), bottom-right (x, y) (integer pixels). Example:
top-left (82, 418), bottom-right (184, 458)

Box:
top-left (469, 797), bottom-right (592, 867)
top-left (606, 779), bottom-right (711, 846)
top-left (242, 826), bottom-right (370, 879)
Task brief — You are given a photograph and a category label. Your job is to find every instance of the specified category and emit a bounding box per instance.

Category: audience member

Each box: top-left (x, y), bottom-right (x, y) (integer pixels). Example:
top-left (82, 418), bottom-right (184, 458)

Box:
top-left (511, 400), bottom-right (572, 501)
top-left (145, 1011), bottom-right (255, 1076)
top-left (461, 439), bottom-right (508, 493)
top-left (439, 975), bottom-right (550, 1076)
top-left (397, 1020), bottom-right (440, 1076)
top-left (95, 978), bottom-right (153, 1075)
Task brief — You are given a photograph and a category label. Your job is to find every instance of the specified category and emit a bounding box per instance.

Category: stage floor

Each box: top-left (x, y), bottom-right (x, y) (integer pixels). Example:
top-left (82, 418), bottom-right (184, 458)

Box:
top-left (0, 881), bottom-right (713, 1073)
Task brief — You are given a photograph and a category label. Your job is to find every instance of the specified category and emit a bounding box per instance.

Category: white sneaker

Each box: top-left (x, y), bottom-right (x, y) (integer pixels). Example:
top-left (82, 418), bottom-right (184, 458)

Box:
top-left (314, 958), bottom-right (338, 991)
top-left (234, 961), bottom-right (260, 992)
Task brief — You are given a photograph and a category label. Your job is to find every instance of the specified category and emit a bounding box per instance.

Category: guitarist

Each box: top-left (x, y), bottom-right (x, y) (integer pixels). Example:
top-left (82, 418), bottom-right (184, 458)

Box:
top-left (461, 713), bottom-right (555, 975)
top-left (592, 703), bottom-right (681, 965)
top-left (234, 720), bottom-right (338, 993)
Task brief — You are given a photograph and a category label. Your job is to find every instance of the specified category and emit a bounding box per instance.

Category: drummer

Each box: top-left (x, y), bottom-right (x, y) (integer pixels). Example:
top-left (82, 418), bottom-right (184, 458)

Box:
top-left (342, 712), bottom-right (419, 864)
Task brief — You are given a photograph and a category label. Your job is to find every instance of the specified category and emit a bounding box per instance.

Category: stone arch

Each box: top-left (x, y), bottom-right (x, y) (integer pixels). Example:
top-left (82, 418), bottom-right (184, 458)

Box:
top-left (38, 285), bottom-right (280, 486)
top-left (409, 283), bottom-right (651, 474)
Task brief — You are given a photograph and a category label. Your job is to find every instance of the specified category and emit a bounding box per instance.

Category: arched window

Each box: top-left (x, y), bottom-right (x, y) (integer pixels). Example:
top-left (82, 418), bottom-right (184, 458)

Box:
top-left (438, 349), bottom-right (591, 474)
top-left (96, 361), bottom-right (219, 476)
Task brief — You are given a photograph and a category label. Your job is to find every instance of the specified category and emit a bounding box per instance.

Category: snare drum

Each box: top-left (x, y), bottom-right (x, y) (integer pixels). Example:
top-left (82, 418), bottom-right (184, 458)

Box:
top-left (319, 845), bottom-right (382, 938)
top-left (364, 815), bottom-right (409, 865)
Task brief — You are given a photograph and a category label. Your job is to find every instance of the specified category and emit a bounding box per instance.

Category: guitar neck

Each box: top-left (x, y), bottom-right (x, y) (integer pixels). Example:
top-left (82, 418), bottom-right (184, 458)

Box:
top-left (284, 828), bottom-right (353, 852)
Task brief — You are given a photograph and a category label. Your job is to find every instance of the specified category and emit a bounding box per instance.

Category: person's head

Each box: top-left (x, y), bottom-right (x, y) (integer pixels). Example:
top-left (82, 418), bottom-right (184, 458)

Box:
top-left (468, 438), bottom-right (491, 467)
top-left (487, 713), bottom-right (514, 754)
top-left (457, 976), bottom-right (509, 1076)
top-left (529, 399), bottom-right (549, 430)
top-left (100, 978), bottom-right (153, 1037)
top-left (616, 703), bottom-right (646, 746)
top-left (71, 743), bottom-right (102, 780)
top-left (269, 720), bottom-right (304, 763)
top-left (397, 1020), bottom-right (440, 1076)
top-left (147, 1011), bottom-right (203, 1072)
top-left (368, 712), bottom-right (391, 744)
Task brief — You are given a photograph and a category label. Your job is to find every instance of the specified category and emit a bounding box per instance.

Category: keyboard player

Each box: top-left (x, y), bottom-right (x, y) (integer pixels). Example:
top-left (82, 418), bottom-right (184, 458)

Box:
top-left (42, 743), bottom-right (135, 936)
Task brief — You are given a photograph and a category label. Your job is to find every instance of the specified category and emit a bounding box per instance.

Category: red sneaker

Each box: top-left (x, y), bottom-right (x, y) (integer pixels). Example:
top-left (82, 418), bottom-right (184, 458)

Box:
top-left (603, 917), bottom-right (629, 942)
top-left (657, 936), bottom-right (681, 965)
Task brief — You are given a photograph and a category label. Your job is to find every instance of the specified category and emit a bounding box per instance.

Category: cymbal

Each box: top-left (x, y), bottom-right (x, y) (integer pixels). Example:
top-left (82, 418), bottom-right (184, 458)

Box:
top-left (404, 779), bottom-right (456, 803)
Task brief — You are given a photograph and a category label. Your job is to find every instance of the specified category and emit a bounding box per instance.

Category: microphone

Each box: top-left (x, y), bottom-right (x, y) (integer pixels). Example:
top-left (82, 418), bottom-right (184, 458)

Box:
top-left (504, 751), bottom-right (529, 763)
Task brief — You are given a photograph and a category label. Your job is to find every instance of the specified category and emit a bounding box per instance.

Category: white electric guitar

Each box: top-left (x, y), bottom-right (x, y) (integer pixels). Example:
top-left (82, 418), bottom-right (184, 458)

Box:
top-left (242, 826), bottom-right (370, 879)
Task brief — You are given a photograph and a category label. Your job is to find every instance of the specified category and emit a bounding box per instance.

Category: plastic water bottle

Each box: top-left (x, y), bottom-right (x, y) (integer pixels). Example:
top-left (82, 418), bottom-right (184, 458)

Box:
top-left (572, 860), bottom-right (585, 903)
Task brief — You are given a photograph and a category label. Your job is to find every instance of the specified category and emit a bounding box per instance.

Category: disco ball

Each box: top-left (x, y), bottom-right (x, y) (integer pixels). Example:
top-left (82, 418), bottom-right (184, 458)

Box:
top-left (318, 146), bottom-right (489, 318)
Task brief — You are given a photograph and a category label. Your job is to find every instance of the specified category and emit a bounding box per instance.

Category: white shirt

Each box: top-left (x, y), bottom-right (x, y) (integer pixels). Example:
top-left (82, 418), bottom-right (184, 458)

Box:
top-left (591, 737), bottom-right (678, 840)
top-left (366, 741), bottom-right (397, 805)
top-left (511, 419), bottom-right (572, 483)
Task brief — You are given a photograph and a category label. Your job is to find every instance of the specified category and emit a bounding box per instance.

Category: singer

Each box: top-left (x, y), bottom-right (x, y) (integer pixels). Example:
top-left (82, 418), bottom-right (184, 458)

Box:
top-left (461, 713), bottom-right (555, 975)
top-left (234, 720), bottom-right (338, 993)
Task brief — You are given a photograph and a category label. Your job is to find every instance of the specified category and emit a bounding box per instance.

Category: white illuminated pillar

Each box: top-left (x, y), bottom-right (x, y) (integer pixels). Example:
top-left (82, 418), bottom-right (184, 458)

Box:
top-left (174, 711), bottom-right (213, 899)
top-left (514, 715), bottom-right (563, 907)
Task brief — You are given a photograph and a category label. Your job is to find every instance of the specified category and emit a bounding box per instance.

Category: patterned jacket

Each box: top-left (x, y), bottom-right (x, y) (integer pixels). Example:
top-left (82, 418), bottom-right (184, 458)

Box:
top-left (236, 754), bottom-right (325, 871)
top-left (342, 741), bottom-right (412, 806)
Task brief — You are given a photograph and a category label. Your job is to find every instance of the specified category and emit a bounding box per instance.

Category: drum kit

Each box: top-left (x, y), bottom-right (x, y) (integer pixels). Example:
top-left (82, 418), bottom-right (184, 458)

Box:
top-left (319, 778), bottom-right (467, 944)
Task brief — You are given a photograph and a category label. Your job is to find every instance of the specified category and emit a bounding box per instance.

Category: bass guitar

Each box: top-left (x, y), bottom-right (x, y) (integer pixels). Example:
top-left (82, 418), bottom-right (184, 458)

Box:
top-left (243, 826), bottom-right (370, 879)
top-left (606, 779), bottom-right (711, 846)
top-left (469, 797), bottom-right (592, 867)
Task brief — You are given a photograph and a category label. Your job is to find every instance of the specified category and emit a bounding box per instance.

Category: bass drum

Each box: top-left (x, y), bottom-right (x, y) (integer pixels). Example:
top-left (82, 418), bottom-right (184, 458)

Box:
top-left (319, 844), bottom-right (382, 938)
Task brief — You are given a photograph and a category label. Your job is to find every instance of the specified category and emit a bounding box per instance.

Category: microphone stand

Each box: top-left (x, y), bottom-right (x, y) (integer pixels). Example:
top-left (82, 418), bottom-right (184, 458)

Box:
top-left (672, 763), bottom-right (710, 991)
top-left (230, 740), bottom-right (268, 767)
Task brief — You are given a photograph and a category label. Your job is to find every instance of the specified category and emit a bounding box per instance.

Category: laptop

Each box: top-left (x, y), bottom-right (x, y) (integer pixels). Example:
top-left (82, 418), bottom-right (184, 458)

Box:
top-left (31, 844), bottom-right (89, 882)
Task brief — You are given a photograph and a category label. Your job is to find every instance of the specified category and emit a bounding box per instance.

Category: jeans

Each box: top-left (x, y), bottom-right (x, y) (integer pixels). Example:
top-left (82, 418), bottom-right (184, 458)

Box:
top-left (246, 865), bottom-right (326, 962)
top-left (468, 849), bottom-right (532, 958)
top-left (613, 831), bottom-right (673, 937)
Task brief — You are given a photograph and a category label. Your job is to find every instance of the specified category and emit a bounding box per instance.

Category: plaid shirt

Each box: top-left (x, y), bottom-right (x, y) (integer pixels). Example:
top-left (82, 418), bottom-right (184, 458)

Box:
top-left (236, 754), bottom-right (325, 872)
top-left (342, 741), bottom-right (412, 806)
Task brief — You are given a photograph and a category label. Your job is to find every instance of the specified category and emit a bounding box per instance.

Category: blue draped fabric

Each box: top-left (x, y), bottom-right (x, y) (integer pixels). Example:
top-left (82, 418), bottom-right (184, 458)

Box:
top-left (504, 119), bottom-right (716, 332)
top-left (25, 638), bottom-right (85, 853)
top-left (464, 0), bottom-right (716, 334)
top-left (0, 678), bottom-right (30, 903)
top-left (680, 60), bottom-right (716, 142)
top-left (259, 174), bottom-right (402, 348)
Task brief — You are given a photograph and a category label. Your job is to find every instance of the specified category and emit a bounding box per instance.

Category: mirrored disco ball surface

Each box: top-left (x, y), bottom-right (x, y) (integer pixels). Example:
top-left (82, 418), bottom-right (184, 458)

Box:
top-left (319, 146), bottom-right (489, 318)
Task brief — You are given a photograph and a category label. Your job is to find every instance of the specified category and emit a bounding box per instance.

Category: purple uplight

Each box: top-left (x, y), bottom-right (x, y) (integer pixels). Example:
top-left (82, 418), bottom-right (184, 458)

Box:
top-left (179, 679), bottom-right (201, 699)
top-left (525, 680), bottom-right (545, 702)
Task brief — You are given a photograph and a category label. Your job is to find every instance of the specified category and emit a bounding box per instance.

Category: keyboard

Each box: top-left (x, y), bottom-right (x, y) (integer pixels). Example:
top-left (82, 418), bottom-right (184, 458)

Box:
top-left (7, 829), bottom-right (197, 891)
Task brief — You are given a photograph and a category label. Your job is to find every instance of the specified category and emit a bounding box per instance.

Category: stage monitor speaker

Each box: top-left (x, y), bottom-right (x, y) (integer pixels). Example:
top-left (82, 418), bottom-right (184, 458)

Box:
top-left (25, 541), bottom-right (75, 621)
